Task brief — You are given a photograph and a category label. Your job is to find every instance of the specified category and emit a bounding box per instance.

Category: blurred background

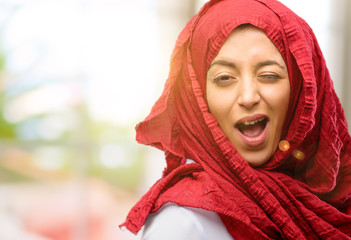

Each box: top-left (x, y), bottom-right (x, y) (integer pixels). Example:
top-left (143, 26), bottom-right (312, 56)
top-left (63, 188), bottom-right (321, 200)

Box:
top-left (0, 0), bottom-right (350, 239)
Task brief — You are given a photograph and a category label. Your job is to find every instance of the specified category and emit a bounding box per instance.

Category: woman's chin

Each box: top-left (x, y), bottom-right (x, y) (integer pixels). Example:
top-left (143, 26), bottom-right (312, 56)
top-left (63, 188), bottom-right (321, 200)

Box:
top-left (239, 151), bottom-right (271, 167)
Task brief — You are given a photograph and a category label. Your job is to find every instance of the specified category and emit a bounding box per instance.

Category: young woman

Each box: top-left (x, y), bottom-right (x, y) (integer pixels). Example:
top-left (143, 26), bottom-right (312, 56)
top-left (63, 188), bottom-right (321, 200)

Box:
top-left (121, 0), bottom-right (351, 239)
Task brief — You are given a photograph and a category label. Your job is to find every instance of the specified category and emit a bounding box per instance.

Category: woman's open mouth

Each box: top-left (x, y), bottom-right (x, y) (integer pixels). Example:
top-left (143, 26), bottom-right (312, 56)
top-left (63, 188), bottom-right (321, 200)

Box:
top-left (235, 116), bottom-right (269, 147)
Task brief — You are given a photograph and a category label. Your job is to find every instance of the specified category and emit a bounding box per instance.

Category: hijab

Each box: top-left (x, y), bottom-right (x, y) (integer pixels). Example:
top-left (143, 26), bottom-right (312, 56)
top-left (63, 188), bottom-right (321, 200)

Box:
top-left (121, 0), bottom-right (351, 239)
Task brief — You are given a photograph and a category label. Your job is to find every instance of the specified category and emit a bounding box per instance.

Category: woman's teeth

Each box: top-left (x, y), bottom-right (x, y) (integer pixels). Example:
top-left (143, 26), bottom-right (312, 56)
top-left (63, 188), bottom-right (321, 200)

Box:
top-left (242, 117), bottom-right (265, 126)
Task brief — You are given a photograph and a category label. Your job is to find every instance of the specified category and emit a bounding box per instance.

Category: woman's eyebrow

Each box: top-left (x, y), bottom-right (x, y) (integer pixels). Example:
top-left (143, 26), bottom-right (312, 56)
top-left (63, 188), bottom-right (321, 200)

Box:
top-left (209, 60), bottom-right (285, 71)
top-left (256, 60), bottom-right (285, 70)
top-left (208, 60), bottom-right (237, 70)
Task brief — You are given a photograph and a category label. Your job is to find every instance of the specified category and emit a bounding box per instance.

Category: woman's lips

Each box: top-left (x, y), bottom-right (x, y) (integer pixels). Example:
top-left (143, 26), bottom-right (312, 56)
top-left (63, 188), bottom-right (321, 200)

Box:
top-left (235, 114), bottom-right (269, 147)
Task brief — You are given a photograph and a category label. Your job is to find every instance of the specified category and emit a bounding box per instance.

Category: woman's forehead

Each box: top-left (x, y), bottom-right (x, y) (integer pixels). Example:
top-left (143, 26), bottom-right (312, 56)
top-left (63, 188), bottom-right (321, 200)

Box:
top-left (212, 25), bottom-right (287, 69)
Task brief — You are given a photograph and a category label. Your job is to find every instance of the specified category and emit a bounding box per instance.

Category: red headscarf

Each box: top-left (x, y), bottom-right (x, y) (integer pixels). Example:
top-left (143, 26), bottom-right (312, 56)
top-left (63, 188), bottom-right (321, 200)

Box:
top-left (121, 0), bottom-right (351, 239)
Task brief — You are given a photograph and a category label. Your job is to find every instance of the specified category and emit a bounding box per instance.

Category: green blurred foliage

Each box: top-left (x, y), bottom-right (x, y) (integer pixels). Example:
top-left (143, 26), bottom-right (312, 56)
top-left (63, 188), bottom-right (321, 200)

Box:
top-left (0, 50), bottom-right (5, 70)
top-left (0, 49), bottom-right (16, 139)
top-left (0, 106), bottom-right (16, 139)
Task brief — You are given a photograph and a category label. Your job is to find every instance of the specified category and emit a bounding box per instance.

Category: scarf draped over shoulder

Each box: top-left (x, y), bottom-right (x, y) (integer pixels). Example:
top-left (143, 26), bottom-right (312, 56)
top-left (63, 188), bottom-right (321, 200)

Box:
top-left (121, 0), bottom-right (351, 239)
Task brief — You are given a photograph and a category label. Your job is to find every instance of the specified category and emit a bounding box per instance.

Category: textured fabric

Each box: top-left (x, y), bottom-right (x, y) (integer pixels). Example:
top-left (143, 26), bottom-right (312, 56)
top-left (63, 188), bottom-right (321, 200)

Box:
top-left (121, 0), bottom-right (351, 239)
top-left (142, 203), bottom-right (233, 240)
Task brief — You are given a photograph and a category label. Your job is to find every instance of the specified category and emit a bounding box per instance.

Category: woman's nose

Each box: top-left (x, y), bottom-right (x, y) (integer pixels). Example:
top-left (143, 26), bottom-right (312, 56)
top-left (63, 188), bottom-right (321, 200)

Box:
top-left (237, 78), bottom-right (260, 109)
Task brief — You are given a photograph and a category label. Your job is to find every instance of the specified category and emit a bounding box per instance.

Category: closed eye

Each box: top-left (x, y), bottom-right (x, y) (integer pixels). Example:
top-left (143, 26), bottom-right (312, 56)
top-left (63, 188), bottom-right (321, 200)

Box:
top-left (258, 74), bottom-right (281, 82)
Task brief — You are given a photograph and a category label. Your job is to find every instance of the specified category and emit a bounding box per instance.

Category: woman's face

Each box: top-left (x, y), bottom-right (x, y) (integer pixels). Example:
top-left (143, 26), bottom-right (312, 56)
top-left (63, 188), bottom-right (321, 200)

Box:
top-left (206, 26), bottom-right (290, 167)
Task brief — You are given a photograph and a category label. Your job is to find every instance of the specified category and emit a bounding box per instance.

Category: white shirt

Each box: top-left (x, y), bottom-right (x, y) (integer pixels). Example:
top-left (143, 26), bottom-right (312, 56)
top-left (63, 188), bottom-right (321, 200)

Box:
top-left (142, 203), bottom-right (234, 240)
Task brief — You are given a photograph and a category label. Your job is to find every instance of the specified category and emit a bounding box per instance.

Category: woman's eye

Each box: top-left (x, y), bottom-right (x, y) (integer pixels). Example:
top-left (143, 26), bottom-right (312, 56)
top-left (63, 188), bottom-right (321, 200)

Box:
top-left (213, 75), bottom-right (234, 85)
top-left (259, 74), bottom-right (281, 81)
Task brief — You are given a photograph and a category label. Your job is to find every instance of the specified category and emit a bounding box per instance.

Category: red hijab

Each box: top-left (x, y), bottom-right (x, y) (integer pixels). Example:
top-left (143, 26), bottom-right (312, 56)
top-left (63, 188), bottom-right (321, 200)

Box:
top-left (121, 0), bottom-right (351, 239)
